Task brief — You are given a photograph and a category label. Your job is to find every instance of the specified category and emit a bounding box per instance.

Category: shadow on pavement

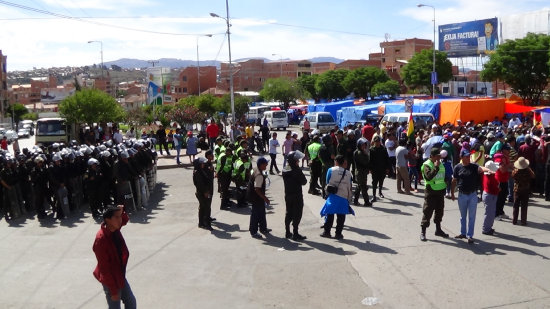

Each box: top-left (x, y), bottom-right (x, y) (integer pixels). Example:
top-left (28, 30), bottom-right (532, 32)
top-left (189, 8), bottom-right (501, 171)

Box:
top-left (372, 206), bottom-right (413, 216)
top-left (492, 231), bottom-right (550, 248)
top-left (343, 226), bottom-right (392, 239)
top-left (384, 197), bottom-right (421, 208)
top-left (129, 182), bottom-right (168, 224)
top-left (301, 239), bottom-right (357, 256)
top-left (339, 238), bottom-right (398, 254)
top-left (260, 233), bottom-right (313, 252)
top-left (430, 237), bottom-right (550, 259)
top-left (211, 221), bottom-right (241, 240)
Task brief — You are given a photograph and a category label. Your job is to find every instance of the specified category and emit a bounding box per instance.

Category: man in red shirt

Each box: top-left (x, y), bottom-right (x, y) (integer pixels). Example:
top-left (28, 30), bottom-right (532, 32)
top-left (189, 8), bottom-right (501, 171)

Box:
top-left (361, 123), bottom-right (374, 142)
top-left (93, 205), bottom-right (136, 308)
top-left (206, 120), bottom-right (219, 150)
top-left (0, 136), bottom-right (7, 150)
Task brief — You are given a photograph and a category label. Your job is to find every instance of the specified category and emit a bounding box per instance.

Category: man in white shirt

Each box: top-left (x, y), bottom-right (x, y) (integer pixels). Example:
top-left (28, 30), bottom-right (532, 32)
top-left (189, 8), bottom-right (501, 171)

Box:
top-left (125, 127), bottom-right (136, 139)
top-left (112, 129), bottom-right (123, 144)
top-left (385, 133), bottom-right (397, 178)
top-left (395, 138), bottom-right (412, 194)
top-left (268, 132), bottom-right (280, 174)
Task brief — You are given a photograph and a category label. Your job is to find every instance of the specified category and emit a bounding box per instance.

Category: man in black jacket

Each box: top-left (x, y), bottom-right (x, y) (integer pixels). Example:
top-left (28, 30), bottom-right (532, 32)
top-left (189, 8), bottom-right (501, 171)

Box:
top-left (282, 151), bottom-right (308, 240)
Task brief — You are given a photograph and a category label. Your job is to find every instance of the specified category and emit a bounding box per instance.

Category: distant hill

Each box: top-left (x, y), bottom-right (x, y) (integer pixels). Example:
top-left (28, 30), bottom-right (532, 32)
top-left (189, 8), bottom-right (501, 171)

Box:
top-left (104, 56), bottom-right (345, 69)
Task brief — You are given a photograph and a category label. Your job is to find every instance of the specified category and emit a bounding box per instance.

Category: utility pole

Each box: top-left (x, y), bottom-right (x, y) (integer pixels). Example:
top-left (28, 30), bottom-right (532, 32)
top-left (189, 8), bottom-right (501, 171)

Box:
top-left (148, 60), bottom-right (159, 67)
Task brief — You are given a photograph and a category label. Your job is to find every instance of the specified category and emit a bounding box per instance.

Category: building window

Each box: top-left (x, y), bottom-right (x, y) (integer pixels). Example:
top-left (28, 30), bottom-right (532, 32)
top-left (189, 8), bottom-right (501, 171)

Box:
top-left (183, 87), bottom-right (187, 93)
top-left (182, 76), bottom-right (187, 82)
top-left (443, 86), bottom-right (449, 93)
top-left (395, 49), bottom-right (400, 54)
top-left (458, 87), bottom-right (464, 94)
top-left (382, 58), bottom-right (385, 63)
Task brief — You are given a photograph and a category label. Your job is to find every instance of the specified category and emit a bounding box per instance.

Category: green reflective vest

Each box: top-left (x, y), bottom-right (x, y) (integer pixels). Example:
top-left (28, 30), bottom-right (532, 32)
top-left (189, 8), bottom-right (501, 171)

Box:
top-left (421, 159), bottom-right (446, 191)
top-left (308, 142), bottom-right (322, 160)
top-left (216, 153), bottom-right (233, 174)
top-left (233, 159), bottom-right (251, 181)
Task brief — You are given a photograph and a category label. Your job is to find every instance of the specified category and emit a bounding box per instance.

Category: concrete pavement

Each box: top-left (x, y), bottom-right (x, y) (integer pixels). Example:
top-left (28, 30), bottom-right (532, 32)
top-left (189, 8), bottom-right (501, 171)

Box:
top-left (1, 130), bottom-right (550, 308)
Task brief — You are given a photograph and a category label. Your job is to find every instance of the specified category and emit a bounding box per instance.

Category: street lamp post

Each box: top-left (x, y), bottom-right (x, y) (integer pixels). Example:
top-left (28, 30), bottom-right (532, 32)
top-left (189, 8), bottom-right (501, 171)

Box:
top-left (417, 4), bottom-right (436, 98)
top-left (87, 40), bottom-right (104, 77)
top-left (197, 34), bottom-right (213, 96)
top-left (211, 0), bottom-right (235, 124)
top-left (272, 53), bottom-right (283, 77)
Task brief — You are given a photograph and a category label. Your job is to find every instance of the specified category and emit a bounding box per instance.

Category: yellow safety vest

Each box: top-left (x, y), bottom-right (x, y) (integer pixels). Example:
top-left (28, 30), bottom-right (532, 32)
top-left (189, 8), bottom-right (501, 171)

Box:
top-left (421, 159), bottom-right (446, 191)
top-left (308, 142), bottom-right (321, 160)
top-left (216, 153), bottom-right (233, 174)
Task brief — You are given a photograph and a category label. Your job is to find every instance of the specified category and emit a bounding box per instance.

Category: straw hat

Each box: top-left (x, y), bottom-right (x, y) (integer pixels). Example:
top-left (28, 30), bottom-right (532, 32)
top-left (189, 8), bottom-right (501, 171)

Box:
top-left (514, 157), bottom-right (530, 170)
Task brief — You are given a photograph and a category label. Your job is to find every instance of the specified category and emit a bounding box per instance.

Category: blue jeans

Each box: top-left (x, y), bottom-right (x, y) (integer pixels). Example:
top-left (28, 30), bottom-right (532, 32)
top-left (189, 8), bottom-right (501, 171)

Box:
top-left (408, 166), bottom-right (419, 189)
top-left (103, 279), bottom-right (136, 309)
top-left (175, 145), bottom-right (182, 164)
top-left (458, 192), bottom-right (478, 238)
top-left (482, 192), bottom-right (497, 233)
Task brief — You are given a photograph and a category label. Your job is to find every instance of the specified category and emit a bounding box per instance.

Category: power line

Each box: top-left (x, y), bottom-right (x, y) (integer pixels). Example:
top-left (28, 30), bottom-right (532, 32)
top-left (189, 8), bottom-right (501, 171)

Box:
top-left (0, 0), bottom-right (211, 36)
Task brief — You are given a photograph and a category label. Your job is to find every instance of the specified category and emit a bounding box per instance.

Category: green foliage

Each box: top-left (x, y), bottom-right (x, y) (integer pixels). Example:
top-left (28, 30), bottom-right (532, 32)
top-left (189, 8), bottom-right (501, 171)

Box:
top-left (22, 112), bottom-right (38, 121)
top-left (481, 33), bottom-right (550, 105)
top-left (401, 49), bottom-right (453, 95)
top-left (295, 74), bottom-right (319, 100)
top-left (315, 69), bottom-right (350, 100)
top-left (193, 94), bottom-right (218, 115)
top-left (6, 103), bottom-right (29, 124)
top-left (125, 106), bottom-right (150, 126)
top-left (216, 94), bottom-right (251, 117)
top-left (341, 67), bottom-right (390, 99)
top-left (59, 88), bottom-right (125, 124)
top-left (371, 80), bottom-right (401, 97)
top-left (259, 77), bottom-right (299, 109)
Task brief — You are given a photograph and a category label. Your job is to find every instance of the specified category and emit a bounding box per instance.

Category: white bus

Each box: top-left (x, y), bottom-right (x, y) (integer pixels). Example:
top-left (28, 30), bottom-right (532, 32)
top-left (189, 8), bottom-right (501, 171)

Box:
top-left (246, 106), bottom-right (270, 124)
top-left (35, 118), bottom-right (76, 145)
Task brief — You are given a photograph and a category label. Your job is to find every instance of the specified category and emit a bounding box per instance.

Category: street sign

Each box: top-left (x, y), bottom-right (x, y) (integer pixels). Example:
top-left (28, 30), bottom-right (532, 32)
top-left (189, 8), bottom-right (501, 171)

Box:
top-left (405, 97), bottom-right (414, 113)
top-left (431, 71), bottom-right (438, 85)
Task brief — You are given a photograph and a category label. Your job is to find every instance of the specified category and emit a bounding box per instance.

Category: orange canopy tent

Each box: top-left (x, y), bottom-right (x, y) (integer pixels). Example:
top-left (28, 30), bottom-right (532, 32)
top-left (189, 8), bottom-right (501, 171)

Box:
top-left (439, 98), bottom-right (505, 125)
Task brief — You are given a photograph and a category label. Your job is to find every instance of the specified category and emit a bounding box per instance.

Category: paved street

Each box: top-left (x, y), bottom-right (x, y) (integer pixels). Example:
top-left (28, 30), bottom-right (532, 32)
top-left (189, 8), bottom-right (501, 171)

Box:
top-left (1, 129), bottom-right (550, 308)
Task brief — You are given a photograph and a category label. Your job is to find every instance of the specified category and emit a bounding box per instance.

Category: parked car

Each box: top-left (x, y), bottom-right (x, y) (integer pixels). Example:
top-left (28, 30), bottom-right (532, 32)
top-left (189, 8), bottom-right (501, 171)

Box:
top-left (4, 129), bottom-right (17, 141)
top-left (263, 110), bottom-right (288, 131)
top-left (17, 128), bottom-right (30, 138)
top-left (300, 112), bottom-right (337, 133)
top-left (22, 124), bottom-right (34, 136)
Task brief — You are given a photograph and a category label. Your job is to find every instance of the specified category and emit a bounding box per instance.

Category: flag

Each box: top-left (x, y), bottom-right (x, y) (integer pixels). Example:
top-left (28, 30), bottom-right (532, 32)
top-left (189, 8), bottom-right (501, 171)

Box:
top-left (407, 112), bottom-right (414, 138)
top-left (534, 111), bottom-right (542, 127)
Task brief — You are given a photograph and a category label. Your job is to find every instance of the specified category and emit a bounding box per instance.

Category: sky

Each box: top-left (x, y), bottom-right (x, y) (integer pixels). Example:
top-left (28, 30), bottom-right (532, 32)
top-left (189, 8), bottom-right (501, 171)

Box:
top-left (0, 0), bottom-right (548, 71)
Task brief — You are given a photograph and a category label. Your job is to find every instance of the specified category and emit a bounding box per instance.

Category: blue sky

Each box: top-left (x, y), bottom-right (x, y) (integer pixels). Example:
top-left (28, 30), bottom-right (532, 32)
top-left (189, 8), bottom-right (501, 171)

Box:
top-left (0, 0), bottom-right (548, 70)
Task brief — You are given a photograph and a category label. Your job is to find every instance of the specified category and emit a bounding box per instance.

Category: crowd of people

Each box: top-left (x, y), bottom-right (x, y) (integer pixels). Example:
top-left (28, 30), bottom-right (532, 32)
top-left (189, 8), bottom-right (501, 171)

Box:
top-left (0, 137), bottom-right (158, 222)
top-left (191, 114), bottom-right (550, 242)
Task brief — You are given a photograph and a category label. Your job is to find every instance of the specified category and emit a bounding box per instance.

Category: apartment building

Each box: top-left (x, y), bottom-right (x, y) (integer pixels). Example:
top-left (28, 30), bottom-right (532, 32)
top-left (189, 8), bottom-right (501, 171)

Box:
top-left (170, 66), bottom-right (217, 101)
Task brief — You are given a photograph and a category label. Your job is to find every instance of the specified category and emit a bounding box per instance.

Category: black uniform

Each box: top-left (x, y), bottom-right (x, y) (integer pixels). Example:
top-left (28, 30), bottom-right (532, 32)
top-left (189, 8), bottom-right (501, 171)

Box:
top-left (193, 160), bottom-right (214, 228)
top-left (282, 165), bottom-right (307, 238)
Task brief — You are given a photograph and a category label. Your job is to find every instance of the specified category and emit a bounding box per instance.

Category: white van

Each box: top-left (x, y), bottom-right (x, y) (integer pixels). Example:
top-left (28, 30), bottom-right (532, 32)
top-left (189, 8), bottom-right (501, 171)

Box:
top-left (264, 110), bottom-right (288, 131)
top-left (381, 112), bottom-right (435, 128)
top-left (300, 112), bottom-right (336, 133)
top-left (247, 106), bottom-right (270, 124)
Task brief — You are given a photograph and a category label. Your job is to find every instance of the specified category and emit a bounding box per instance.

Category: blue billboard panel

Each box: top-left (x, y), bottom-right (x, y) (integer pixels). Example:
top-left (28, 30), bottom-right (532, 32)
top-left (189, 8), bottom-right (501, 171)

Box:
top-left (438, 18), bottom-right (498, 57)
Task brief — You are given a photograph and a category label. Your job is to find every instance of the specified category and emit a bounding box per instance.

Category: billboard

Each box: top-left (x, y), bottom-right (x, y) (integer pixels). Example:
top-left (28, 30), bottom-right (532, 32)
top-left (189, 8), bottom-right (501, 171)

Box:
top-left (439, 18), bottom-right (499, 57)
top-left (146, 67), bottom-right (170, 105)
top-left (40, 87), bottom-right (76, 104)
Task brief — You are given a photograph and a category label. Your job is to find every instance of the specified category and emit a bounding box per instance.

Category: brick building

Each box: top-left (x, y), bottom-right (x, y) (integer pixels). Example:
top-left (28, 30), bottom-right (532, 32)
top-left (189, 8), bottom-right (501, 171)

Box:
top-left (380, 38), bottom-right (433, 74)
top-left (170, 66), bottom-right (217, 101)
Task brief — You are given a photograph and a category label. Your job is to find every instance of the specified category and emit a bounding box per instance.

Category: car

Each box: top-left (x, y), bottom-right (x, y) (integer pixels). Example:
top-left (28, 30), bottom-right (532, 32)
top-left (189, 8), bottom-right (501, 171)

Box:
top-left (22, 124), bottom-right (34, 136)
top-left (300, 112), bottom-right (337, 133)
top-left (17, 128), bottom-right (30, 138)
top-left (4, 129), bottom-right (17, 141)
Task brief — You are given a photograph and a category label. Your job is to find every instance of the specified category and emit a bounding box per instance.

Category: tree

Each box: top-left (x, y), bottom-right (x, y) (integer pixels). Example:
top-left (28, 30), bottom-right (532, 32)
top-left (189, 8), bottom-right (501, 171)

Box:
top-left (6, 103), bottom-right (29, 125)
top-left (401, 49), bottom-right (453, 96)
top-left (371, 80), bottom-right (401, 98)
top-left (59, 88), bottom-right (125, 124)
top-left (125, 106), bottom-right (150, 126)
top-left (295, 74), bottom-right (319, 101)
top-left (315, 69), bottom-right (350, 101)
top-left (259, 77), bottom-right (298, 109)
top-left (216, 94), bottom-right (251, 118)
top-left (166, 104), bottom-right (206, 127)
top-left (193, 94), bottom-right (218, 115)
top-left (341, 67), bottom-right (389, 99)
top-left (481, 33), bottom-right (550, 105)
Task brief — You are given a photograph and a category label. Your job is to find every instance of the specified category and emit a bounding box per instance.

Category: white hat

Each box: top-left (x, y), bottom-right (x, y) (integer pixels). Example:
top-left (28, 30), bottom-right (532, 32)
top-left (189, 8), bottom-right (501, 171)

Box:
top-left (514, 157), bottom-right (529, 170)
top-left (440, 149), bottom-right (448, 158)
top-left (432, 124), bottom-right (438, 129)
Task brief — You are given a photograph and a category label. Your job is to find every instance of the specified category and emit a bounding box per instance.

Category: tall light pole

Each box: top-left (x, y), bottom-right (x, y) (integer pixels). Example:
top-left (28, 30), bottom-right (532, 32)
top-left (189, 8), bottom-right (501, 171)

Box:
top-left (211, 0), bottom-right (235, 124)
top-left (87, 40), bottom-right (104, 77)
top-left (197, 34), bottom-right (213, 96)
top-left (417, 4), bottom-right (436, 98)
top-left (272, 53), bottom-right (283, 77)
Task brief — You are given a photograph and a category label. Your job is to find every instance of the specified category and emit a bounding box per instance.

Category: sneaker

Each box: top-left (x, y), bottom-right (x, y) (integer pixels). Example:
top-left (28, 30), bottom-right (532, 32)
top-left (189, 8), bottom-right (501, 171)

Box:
top-left (435, 230), bottom-right (449, 238)
top-left (320, 232), bottom-right (332, 238)
top-left (269, 171), bottom-right (275, 175)
top-left (467, 237), bottom-right (474, 244)
top-left (454, 234), bottom-right (466, 239)
top-left (335, 233), bottom-right (344, 240)
top-left (285, 231), bottom-right (293, 239)
top-left (251, 233), bottom-right (263, 239)
top-left (364, 201), bottom-right (373, 207)
top-left (501, 214), bottom-right (510, 219)
top-left (482, 229), bottom-right (494, 235)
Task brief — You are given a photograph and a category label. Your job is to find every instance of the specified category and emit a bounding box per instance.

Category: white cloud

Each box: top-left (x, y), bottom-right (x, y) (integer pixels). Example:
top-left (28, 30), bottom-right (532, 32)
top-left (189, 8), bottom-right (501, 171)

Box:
top-left (40, 0), bottom-right (154, 11)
